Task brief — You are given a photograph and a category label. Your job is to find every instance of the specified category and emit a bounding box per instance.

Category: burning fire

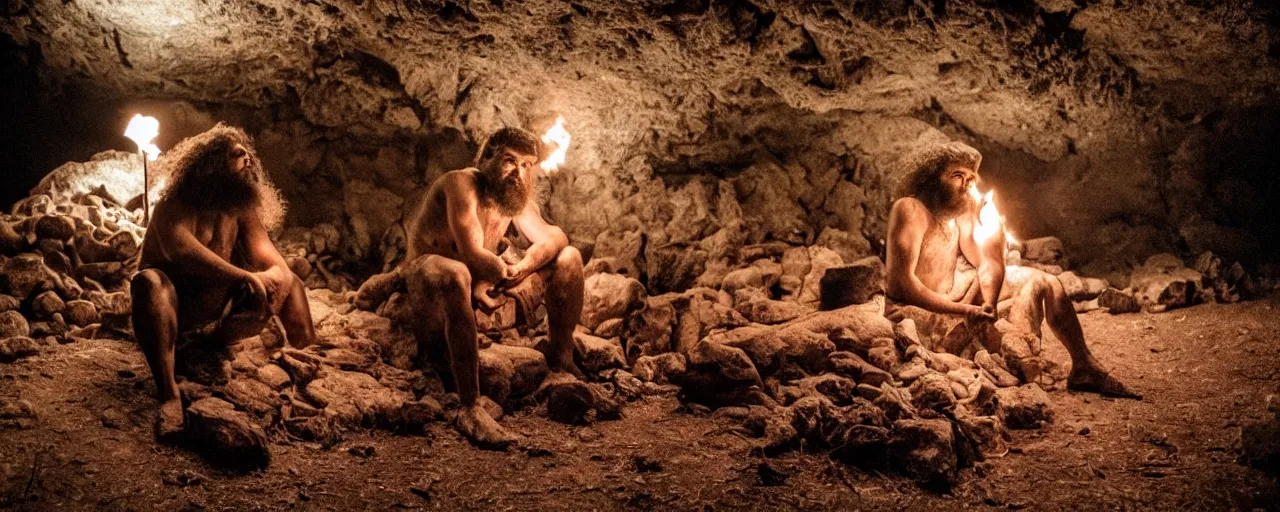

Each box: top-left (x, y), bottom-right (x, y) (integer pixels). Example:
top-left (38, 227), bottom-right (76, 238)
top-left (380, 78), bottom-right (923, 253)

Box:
top-left (539, 116), bottom-right (571, 174)
top-left (969, 184), bottom-right (1016, 245)
top-left (124, 114), bottom-right (161, 160)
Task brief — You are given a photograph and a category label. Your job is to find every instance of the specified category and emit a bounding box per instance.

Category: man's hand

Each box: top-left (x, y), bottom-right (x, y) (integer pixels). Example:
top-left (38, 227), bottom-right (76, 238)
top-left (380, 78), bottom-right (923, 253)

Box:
top-left (963, 304), bottom-right (996, 324)
top-left (241, 272), bottom-right (270, 316)
top-left (497, 261), bottom-right (532, 291)
top-left (253, 268), bottom-right (293, 313)
top-left (472, 280), bottom-right (510, 314)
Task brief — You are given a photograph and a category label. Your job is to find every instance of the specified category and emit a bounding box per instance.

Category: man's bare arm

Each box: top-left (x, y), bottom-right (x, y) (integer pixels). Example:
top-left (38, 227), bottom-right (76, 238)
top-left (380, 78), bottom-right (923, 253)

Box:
top-left (153, 201), bottom-right (252, 286)
top-left (885, 198), bottom-right (979, 316)
top-left (509, 202), bottom-right (568, 282)
top-left (958, 212), bottom-right (1005, 308)
top-left (444, 172), bottom-right (506, 284)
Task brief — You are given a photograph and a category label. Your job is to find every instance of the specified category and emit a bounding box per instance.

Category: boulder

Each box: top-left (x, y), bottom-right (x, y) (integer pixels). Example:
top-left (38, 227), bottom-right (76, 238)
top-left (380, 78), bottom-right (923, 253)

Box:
top-left (581, 273), bottom-right (646, 330)
top-left (303, 369), bottom-right (406, 426)
top-left (573, 331), bottom-right (626, 373)
top-left (889, 418), bottom-right (958, 489)
top-left (734, 288), bottom-right (812, 325)
top-left (908, 372), bottom-right (957, 411)
top-left (632, 352), bottom-right (687, 384)
top-left (818, 256), bottom-right (885, 310)
top-left (623, 296), bottom-right (677, 361)
top-left (34, 215), bottom-right (76, 241)
top-left (796, 246), bottom-right (843, 304)
top-left (0, 336), bottom-right (39, 362)
top-left (478, 343), bottom-right (549, 404)
top-left (185, 397), bottom-right (271, 471)
top-left (31, 290), bottom-right (65, 319)
top-left (1021, 237), bottom-right (1066, 267)
top-left (815, 227), bottom-right (872, 265)
top-left (0, 311), bottom-right (29, 339)
top-left (592, 230), bottom-right (645, 278)
top-left (63, 300), bottom-right (100, 327)
top-left (255, 364), bottom-right (292, 390)
top-left (1096, 288), bottom-right (1140, 314)
top-left (720, 266), bottom-right (764, 296)
top-left (644, 244), bottom-right (707, 294)
top-left (222, 378), bottom-right (284, 420)
top-left (0, 294), bottom-right (19, 313)
top-left (995, 384), bottom-right (1054, 429)
top-left (1, 254), bottom-right (58, 301)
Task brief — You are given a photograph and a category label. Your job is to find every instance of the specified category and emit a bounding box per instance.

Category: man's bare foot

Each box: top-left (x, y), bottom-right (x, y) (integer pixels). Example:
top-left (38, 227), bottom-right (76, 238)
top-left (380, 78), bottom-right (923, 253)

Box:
top-left (453, 404), bottom-right (519, 450)
top-left (1067, 366), bottom-right (1142, 399)
top-left (155, 399), bottom-right (185, 439)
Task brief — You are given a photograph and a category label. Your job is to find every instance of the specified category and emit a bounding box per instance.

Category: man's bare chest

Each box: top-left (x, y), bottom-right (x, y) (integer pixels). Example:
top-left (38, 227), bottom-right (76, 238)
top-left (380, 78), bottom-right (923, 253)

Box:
top-left (193, 215), bottom-right (241, 260)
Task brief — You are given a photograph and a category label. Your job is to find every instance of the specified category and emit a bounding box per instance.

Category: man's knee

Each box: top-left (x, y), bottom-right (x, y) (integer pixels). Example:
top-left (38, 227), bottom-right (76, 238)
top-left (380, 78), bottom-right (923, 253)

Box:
top-left (1029, 272), bottom-right (1065, 299)
top-left (554, 246), bottom-right (583, 273)
top-left (131, 269), bottom-right (174, 305)
top-left (430, 259), bottom-right (472, 296)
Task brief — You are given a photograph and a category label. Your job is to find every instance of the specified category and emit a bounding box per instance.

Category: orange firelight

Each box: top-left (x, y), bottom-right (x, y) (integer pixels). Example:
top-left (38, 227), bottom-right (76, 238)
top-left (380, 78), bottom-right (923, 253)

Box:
top-left (539, 117), bottom-right (571, 174)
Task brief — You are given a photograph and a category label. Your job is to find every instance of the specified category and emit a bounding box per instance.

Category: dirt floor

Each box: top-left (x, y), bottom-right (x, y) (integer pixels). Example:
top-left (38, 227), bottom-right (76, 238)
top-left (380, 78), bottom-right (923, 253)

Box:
top-left (2, 297), bottom-right (1278, 511)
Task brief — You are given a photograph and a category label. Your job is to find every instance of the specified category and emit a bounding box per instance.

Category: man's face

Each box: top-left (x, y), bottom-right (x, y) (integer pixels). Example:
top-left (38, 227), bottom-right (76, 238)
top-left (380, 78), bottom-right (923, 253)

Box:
top-left (480, 147), bottom-right (537, 216)
top-left (940, 162), bottom-right (979, 211)
top-left (229, 143), bottom-right (255, 176)
top-left (496, 148), bottom-right (537, 184)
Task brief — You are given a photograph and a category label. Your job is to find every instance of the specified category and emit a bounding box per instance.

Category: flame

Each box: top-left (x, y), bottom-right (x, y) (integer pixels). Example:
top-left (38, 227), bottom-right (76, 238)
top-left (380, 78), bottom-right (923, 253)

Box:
top-left (124, 114), bottom-right (161, 160)
top-left (974, 191), bottom-right (1002, 243)
top-left (539, 116), bottom-right (571, 174)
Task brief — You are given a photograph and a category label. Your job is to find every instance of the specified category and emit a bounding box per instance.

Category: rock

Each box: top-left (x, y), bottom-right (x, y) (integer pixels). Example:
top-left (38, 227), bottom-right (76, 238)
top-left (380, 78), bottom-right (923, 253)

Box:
top-left (1129, 254), bottom-right (1204, 310)
top-left (792, 374), bottom-right (858, 405)
top-left (1096, 288), bottom-right (1140, 314)
top-left (889, 418), bottom-right (958, 489)
top-left (107, 230), bottom-right (140, 259)
top-left (478, 343), bottom-right (550, 404)
top-left (632, 352), bottom-right (687, 384)
top-left (593, 230), bottom-right (645, 278)
top-left (1, 254), bottom-right (58, 301)
top-left (796, 246), bottom-right (843, 304)
top-left (1021, 237), bottom-right (1066, 267)
top-left (909, 372), bottom-right (956, 411)
top-left (734, 288), bottom-right (812, 324)
top-left (31, 290), bottom-right (65, 319)
top-left (995, 384), bottom-right (1053, 429)
top-left (1241, 418), bottom-right (1280, 473)
top-left (573, 331), bottom-right (626, 373)
top-left (0, 295), bottom-right (19, 312)
top-left (720, 267), bottom-right (764, 296)
top-left (581, 273), bottom-right (646, 330)
top-left (828, 351), bottom-right (894, 387)
top-left (222, 378), bottom-right (284, 420)
top-left (815, 227), bottom-right (872, 265)
top-left (818, 256), bottom-right (885, 310)
top-left (0, 336), bottom-right (39, 362)
top-left (85, 291), bottom-right (131, 316)
top-left (256, 364), bottom-right (292, 390)
top-left (623, 296), bottom-right (676, 361)
top-left (0, 398), bottom-right (39, 430)
top-left (303, 369), bottom-right (405, 426)
top-left (644, 244), bottom-right (707, 294)
top-left (866, 345), bottom-right (902, 374)
top-left (63, 300), bottom-right (100, 327)
top-left (34, 215), bottom-right (75, 241)
top-left (1194, 251), bottom-right (1222, 280)
top-left (0, 311), bottom-right (29, 338)
top-left (185, 397), bottom-right (271, 471)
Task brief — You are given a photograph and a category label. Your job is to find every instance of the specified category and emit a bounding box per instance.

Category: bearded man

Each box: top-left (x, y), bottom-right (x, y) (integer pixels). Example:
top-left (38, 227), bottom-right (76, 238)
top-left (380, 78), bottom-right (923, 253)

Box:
top-left (884, 141), bottom-right (1139, 399)
top-left (132, 123), bottom-right (316, 436)
top-left (403, 127), bottom-right (584, 449)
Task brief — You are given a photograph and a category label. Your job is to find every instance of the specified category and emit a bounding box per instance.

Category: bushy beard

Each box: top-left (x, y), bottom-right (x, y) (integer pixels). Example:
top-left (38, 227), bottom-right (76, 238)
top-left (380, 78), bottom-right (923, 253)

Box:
top-left (478, 162), bottom-right (531, 217)
top-left (170, 162), bottom-right (282, 227)
top-left (917, 182), bottom-right (972, 221)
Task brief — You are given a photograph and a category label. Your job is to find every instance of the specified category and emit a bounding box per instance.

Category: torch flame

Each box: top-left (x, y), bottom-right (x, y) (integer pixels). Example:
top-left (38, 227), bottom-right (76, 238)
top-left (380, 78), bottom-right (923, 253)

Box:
top-left (974, 191), bottom-right (1002, 244)
top-left (124, 115), bottom-right (161, 161)
top-left (539, 116), bottom-right (571, 174)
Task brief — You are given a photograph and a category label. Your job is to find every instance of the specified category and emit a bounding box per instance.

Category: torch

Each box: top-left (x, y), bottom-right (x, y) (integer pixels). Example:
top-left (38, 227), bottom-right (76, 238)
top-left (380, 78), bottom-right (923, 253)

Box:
top-left (540, 116), bottom-right (571, 174)
top-left (124, 114), bottom-right (160, 225)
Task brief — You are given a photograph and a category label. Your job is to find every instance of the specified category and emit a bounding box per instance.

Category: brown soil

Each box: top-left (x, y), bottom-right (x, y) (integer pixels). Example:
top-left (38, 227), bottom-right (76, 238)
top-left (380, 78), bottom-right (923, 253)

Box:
top-left (2, 298), bottom-right (1278, 511)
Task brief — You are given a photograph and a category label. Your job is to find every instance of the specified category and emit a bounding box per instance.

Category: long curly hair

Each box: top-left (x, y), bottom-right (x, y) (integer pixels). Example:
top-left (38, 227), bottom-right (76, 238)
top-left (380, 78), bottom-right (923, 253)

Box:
top-left (155, 123), bottom-right (286, 230)
top-left (898, 140), bottom-right (982, 215)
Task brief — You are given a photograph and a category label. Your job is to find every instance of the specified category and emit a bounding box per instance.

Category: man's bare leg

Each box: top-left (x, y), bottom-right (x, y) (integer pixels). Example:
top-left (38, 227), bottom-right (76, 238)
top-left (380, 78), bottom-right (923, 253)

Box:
top-left (130, 269), bottom-right (185, 436)
top-left (543, 246), bottom-right (584, 376)
top-left (1012, 272), bottom-right (1140, 399)
top-left (278, 275), bottom-right (316, 348)
top-left (406, 255), bottom-right (517, 449)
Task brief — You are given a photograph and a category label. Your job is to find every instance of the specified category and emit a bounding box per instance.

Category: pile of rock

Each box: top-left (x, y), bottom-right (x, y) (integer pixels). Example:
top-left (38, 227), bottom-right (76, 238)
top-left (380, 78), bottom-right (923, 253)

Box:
top-left (277, 223), bottom-right (362, 293)
top-left (0, 152), bottom-right (142, 361)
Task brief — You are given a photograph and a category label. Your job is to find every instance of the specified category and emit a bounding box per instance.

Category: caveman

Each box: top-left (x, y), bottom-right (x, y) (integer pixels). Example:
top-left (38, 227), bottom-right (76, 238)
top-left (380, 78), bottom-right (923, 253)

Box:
top-left (132, 123), bottom-right (316, 436)
top-left (402, 127), bottom-right (584, 449)
top-left (885, 140), bottom-right (1139, 398)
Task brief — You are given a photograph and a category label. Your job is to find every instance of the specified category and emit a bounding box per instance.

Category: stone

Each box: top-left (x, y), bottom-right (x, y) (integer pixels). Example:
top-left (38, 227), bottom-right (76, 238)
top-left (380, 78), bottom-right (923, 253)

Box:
top-left (63, 300), bottom-right (100, 327)
top-left (1129, 255), bottom-right (1204, 310)
top-left (720, 267), bottom-right (764, 296)
top-left (815, 227), bottom-right (872, 265)
top-left (796, 246), bottom-right (843, 304)
top-left (0, 336), bottom-right (39, 362)
top-left (632, 352), bottom-right (687, 384)
top-left (256, 364), bottom-right (292, 390)
top-left (792, 374), bottom-right (858, 405)
top-left (995, 384), bottom-right (1053, 429)
top-left (592, 230), bottom-right (644, 278)
top-left (478, 343), bottom-right (550, 404)
top-left (31, 290), bottom-right (65, 319)
top-left (866, 345), bottom-right (902, 374)
top-left (818, 256), bottom-right (885, 310)
top-left (889, 418), bottom-right (958, 489)
top-left (573, 331), bottom-right (626, 373)
top-left (1096, 288), bottom-right (1140, 314)
top-left (909, 372), bottom-right (957, 411)
top-left (303, 369), bottom-right (405, 426)
top-left (828, 351), bottom-right (894, 387)
top-left (107, 230), bottom-right (140, 259)
top-left (185, 397), bottom-right (271, 471)
top-left (0, 294), bottom-right (19, 312)
top-left (581, 273), bottom-right (646, 330)
top-left (0, 398), bottom-right (38, 430)
top-left (623, 296), bottom-right (676, 361)
top-left (0, 310), bottom-right (29, 339)
top-left (85, 291), bottom-right (131, 316)
top-left (1, 254), bottom-right (58, 301)
top-left (734, 288), bottom-right (812, 324)
top-left (1021, 237), bottom-right (1066, 267)
top-left (222, 378), bottom-right (284, 419)
top-left (644, 244), bottom-right (708, 294)
top-left (34, 214), bottom-right (75, 241)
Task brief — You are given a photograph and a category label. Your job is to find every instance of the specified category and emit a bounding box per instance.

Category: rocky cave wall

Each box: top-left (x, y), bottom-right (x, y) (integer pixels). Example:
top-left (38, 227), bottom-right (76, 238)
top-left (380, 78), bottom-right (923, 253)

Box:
top-left (3, 0), bottom-right (1279, 286)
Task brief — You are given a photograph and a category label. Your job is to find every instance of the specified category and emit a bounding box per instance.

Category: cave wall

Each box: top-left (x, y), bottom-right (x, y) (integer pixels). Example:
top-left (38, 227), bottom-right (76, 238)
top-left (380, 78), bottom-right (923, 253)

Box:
top-left (3, 0), bottom-right (1278, 281)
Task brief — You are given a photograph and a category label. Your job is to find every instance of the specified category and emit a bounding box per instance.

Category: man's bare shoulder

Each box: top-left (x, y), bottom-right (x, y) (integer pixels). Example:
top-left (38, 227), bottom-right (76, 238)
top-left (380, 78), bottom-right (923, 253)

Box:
top-left (438, 169), bottom-right (480, 194)
top-left (889, 197), bottom-right (930, 224)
